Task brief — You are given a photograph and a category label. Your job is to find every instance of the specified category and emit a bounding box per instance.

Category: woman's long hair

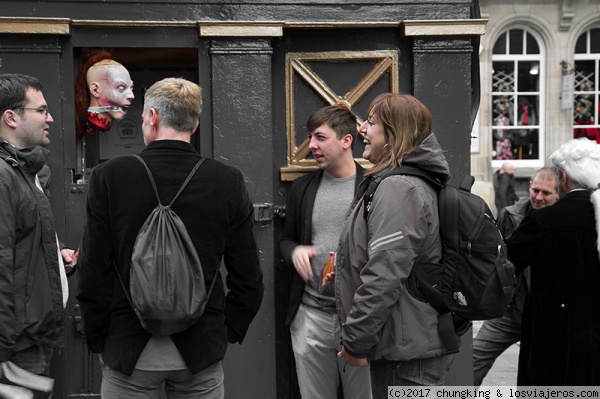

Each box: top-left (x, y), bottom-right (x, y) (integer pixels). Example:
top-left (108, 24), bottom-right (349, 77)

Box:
top-left (365, 93), bottom-right (433, 176)
top-left (74, 49), bottom-right (113, 138)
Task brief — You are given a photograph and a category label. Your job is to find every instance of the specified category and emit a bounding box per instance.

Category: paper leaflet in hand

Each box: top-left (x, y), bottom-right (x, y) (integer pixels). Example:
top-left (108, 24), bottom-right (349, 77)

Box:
top-left (318, 251), bottom-right (336, 293)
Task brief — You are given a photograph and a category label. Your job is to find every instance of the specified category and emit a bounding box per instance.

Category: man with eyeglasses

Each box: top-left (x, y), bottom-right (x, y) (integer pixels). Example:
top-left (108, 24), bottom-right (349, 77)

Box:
top-left (0, 74), bottom-right (76, 383)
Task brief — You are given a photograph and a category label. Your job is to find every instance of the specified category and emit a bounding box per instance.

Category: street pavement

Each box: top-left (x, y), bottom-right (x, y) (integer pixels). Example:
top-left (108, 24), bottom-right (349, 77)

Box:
top-left (472, 321), bottom-right (519, 386)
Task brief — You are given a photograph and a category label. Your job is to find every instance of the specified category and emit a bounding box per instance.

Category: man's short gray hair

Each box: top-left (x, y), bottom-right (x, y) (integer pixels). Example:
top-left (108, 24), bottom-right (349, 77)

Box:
top-left (144, 77), bottom-right (202, 133)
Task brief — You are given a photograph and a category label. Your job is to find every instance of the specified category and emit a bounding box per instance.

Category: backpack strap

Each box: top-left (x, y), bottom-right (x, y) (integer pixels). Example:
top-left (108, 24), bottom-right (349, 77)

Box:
top-left (394, 165), bottom-right (444, 189)
top-left (168, 159), bottom-right (205, 207)
top-left (363, 165), bottom-right (443, 219)
top-left (133, 155), bottom-right (205, 207)
top-left (435, 177), bottom-right (469, 353)
top-left (440, 184), bottom-right (460, 251)
top-left (204, 271), bottom-right (219, 307)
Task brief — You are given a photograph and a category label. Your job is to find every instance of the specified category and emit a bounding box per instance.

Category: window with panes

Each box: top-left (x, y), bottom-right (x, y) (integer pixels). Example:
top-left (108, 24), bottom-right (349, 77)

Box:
top-left (573, 28), bottom-right (600, 143)
top-left (491, 29), bottom-right (544, 166)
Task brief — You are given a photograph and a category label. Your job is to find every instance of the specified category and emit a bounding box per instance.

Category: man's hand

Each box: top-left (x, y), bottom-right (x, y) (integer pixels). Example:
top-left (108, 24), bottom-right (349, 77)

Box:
top-left (98, 353), bottom-right (105, 367)
top-left (291, 245), bottom-right (319, 282)
top-left (324, 269), bottom-right (336, 284)
top-left (61, 248), bottom-right (78, 266)
top-left (337, 346), bottom-right (369, 367)
top-left (61, 248), bottom-right (78, 273)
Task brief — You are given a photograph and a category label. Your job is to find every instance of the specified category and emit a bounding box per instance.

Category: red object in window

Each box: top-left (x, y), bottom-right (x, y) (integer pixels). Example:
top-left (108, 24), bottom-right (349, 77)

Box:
top-left (573, 102), bottom-right (600, 144)
top-left (574, 120), bottom-right (600, 143)
top-left (522, 105), bottom-right (528, 125)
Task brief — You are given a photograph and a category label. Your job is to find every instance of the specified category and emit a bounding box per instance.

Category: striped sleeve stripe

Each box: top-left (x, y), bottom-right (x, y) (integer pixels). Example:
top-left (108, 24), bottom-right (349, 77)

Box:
top-left (370, 231), bottom-right (404, 251)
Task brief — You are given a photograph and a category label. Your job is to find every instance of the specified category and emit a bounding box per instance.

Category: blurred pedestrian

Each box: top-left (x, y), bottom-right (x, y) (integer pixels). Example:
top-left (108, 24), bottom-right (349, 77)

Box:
top-left (493, 161), bottom-right (519, 213)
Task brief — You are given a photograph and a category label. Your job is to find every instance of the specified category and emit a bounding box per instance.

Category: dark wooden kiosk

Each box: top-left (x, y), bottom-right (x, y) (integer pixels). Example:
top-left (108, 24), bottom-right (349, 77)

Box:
top-left (0, 1), bottom-right (484, 397)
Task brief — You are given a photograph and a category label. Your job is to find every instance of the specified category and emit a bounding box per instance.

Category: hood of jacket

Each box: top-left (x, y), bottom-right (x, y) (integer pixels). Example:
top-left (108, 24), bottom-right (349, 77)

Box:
top-left (0, 140), bottom-right (49, 176)
top-left (401, 134), bottom-right (451, 184)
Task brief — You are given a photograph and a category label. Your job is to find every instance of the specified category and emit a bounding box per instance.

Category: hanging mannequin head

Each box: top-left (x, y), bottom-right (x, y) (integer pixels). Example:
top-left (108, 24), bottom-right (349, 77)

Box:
top-left (86, 59), bottom-right (134, 123)
top-left (75, 50), bottom-right (134, 137)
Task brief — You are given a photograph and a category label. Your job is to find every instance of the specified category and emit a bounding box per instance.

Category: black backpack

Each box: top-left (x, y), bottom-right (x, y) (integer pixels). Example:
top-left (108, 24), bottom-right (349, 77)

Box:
top-left (114, 155), bottom-right (217, 337)
top-left (363, 165), bottom-right (515, 354)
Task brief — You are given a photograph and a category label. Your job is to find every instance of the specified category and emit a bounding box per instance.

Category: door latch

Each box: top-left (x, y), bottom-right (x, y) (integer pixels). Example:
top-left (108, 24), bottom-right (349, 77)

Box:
top-left (253, 203), bottom-right (286, 222)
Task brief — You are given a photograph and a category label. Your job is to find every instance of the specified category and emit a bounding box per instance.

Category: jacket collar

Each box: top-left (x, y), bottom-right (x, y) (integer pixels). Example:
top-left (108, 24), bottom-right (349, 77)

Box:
top-left (142, 139), bottom-right (197, 154)
top-left (0, 140), bottom-right (49, 175)
top-left (505, 197), bottom-right (531, 217)
top-left (562, 189), bottom-right (592, 201)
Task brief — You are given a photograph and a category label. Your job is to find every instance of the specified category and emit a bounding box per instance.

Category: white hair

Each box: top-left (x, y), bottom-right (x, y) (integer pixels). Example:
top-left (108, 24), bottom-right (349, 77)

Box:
top-left (549, 138), bottom-right (600, 259)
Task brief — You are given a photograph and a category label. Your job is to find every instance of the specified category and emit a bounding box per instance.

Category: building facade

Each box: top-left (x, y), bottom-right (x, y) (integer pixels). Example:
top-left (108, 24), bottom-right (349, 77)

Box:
top-left (472, 0), bottom-right (600, 205)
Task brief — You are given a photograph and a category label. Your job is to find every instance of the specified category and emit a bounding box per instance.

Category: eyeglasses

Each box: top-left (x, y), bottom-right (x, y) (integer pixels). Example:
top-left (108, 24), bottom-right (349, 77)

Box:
top-left (13, 107), bottom-right (50, 116)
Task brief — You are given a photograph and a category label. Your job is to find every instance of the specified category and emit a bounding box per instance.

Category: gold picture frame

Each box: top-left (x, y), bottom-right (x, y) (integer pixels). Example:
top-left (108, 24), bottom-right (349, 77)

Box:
top-left (281, 50), bottom-right (399, 181)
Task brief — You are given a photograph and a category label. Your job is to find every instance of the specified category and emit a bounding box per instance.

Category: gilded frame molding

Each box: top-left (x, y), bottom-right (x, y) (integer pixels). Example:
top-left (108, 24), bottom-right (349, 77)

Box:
top-left (281, 50), bottom-right (398, 181)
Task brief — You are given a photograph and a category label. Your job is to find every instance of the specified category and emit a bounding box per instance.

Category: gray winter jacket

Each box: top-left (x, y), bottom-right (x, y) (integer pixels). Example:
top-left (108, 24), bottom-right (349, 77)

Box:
top-left (335, 134), bottom-right (451, 361)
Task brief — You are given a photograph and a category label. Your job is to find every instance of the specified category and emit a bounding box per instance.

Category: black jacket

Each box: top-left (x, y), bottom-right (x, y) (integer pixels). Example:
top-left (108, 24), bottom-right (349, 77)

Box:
top-left (279, 163), bottom-right (365, 326)
top-left (507, 190), bottom-right (600, 385)
top-left (0, 142), bottom-right (65, 361)
top-left (77, 140), bottom-right (264, 375)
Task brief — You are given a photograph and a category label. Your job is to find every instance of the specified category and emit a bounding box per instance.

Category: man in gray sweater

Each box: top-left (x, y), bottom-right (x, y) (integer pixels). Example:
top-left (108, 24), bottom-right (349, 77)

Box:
top-left (279, 105), bottom-right (371, 398)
